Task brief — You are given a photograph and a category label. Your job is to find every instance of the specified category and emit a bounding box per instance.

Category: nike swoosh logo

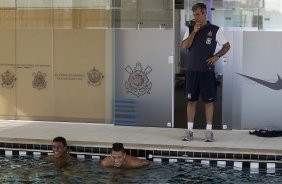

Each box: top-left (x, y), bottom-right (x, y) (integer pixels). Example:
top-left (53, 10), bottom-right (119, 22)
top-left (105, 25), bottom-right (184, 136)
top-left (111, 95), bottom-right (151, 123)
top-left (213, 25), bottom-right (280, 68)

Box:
top-left (237, 73), bottom-right (282, 90)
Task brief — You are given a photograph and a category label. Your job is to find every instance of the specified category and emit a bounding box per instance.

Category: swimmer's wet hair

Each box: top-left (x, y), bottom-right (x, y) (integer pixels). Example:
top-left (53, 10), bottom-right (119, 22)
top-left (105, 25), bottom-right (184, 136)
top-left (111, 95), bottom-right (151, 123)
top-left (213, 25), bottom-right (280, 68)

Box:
top-left (53, 136), bottom-right (67, 147)
top-left (112, 142), bottom-right (125, 153)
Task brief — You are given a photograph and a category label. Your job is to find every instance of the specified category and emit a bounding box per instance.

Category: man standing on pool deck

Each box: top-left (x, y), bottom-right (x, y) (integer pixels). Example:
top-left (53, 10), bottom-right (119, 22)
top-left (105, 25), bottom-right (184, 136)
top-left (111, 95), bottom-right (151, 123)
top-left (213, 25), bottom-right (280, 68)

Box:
top-left (101, 142), bottom-right (151, 168)
top-left (182, 3), bottom-right (230, 142)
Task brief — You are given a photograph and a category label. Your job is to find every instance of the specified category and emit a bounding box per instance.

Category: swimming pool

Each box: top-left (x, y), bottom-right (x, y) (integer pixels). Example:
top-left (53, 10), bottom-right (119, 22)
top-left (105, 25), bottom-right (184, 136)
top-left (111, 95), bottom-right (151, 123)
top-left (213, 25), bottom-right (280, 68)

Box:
top-left (1, 157), bottom-right (282, 183)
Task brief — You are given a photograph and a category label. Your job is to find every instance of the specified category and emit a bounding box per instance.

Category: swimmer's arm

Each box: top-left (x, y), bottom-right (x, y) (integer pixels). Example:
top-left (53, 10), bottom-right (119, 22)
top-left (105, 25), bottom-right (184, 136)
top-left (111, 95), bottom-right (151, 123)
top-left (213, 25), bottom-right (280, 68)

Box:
top-left (100, 157), bottom-right (112, 167)
top-left (139, 158), bottom-right (152, 167)
top-left (129, 157), bottom-right (152, 168)
top-left (41, 154), bottom-right (76, 161)
top-left (66, 154), bottom-right (77, 160)
top-left (42, 155), bottom-right (54, 161)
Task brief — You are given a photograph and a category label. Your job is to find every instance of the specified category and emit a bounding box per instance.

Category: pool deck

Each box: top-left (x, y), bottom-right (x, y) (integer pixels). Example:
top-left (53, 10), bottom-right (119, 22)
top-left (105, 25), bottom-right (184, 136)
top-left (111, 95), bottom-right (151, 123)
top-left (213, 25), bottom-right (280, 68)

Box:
top-left (1, 120), bottom-right (282, 156)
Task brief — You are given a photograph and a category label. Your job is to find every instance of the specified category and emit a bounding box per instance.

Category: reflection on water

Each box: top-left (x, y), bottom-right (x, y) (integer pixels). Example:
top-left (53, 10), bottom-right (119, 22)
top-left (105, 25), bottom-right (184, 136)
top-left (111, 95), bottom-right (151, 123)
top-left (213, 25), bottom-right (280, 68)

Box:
top-left (0, 157), bottom-right (282, 183)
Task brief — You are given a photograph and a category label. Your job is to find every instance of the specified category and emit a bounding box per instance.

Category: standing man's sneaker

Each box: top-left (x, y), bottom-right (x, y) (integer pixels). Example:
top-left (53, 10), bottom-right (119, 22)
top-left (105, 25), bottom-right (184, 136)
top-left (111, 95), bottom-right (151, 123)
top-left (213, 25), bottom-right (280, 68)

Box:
top-left (205, 130), bottom-right (214, 142)
top-left (182, 130), bottom-right (193, 141)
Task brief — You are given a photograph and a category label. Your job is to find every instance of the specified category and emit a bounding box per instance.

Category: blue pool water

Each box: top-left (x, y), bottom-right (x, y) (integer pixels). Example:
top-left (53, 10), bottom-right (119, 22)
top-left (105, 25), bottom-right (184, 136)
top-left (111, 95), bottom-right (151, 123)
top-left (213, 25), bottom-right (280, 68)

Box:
top-left (0, 157), bottom-right (282, 183)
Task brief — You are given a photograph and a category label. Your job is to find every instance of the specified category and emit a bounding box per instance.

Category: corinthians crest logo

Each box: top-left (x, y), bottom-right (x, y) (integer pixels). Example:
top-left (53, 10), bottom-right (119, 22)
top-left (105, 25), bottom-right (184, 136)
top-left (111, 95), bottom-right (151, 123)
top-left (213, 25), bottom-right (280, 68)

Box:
top-left (1, 70), bottom-right (16, 89)
top-left (125, 62), bottom-right (152, 97)
top-left (32, 71), bottom-right (47, 90)
top-left (87, 67), bottom-right (104, 87)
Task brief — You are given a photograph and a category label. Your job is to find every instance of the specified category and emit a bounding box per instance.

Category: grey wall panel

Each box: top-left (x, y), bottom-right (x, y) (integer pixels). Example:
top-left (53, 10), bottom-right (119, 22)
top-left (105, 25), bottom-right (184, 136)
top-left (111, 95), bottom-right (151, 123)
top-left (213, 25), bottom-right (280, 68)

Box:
top-left (222, 31), bottom-right (236, 130)
top-left (223, 31), bottom-right (282, 130)
top-left (239, 31), bottom-right (282, 129)
top-left (114, 30), bottom-right (173, 127)
top-left (231, 31), bottom-right (244, 130)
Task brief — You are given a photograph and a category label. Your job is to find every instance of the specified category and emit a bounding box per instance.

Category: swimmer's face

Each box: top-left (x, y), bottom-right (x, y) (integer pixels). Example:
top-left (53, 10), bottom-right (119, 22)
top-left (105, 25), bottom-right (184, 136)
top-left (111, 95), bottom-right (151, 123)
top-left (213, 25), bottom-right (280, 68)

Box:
top-left (52, 142), bottom-right (66, 158)
top-left (111, 151), bottom-right (126, 167)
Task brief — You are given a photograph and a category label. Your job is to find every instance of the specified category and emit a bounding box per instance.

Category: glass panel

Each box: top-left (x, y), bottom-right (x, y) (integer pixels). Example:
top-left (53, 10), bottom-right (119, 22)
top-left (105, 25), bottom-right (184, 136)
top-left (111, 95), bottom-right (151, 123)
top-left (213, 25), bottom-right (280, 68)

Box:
top-left (71, 0), bottom-right (111, 8)
top-left (0, 0), bottom-right (174, 126)
top-left (198, 0), bottom-right (282, 130)
top-left (15, 0), bottom-right (54, 118)
top-left (54, 9), bottom-right (111, 29)
top-left (0, 0), bottom-right (15, 8)
top-left (113, 0), bottom-right (174, 127)
top-left (0, 1), bottom-right (16, 118)
top-left (0, 0), bottom-right (112, 123)
top-left (53, 29), bottom-right (108, 122)
top-left (17, 0), bottom-right (53, 8)
top-left (139, 0), bottom-right (173, 29)
top-left (212, 8), bottom-right (259, 31)
top-left (113, 0), bottom-right (173, 29)
top-left (113, 30), bottom-right (174, 127)
top-left (114, 0), bottom-right (138, 28)
top-left (259, 0), bottom-right (282, 30)
top-left (54, 0), bottom-right (111, 29)
top-left (52, 0), bottom-right (112, 122)
top-left (112, 0), bottom-right (173, 128)
top-left (233, 32), bottom-right (282, 129)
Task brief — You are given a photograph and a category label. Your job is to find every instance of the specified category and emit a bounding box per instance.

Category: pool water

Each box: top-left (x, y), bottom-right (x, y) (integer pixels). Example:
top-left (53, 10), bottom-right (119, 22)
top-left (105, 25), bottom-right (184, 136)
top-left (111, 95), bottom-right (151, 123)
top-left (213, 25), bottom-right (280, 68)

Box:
top-left (1, 157), bottom-right (281, 183)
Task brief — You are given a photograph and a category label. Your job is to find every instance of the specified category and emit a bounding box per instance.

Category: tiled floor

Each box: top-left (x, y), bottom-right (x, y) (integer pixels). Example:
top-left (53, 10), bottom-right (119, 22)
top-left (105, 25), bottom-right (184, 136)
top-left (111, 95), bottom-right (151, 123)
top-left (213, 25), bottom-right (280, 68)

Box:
top-left (1, 120), bottom-right (282, 155)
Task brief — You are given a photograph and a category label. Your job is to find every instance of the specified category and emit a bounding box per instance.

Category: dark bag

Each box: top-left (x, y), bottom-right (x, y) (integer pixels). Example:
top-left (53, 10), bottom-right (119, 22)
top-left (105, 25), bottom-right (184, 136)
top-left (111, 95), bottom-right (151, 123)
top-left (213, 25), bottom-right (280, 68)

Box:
top-left (249, 129), bottom-right (282, 137)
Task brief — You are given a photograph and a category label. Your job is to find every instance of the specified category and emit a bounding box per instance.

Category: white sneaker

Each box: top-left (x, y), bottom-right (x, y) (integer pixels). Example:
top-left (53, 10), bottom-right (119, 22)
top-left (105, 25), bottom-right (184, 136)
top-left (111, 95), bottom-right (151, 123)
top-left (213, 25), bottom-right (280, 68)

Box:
top-left (205, 130), bottom-right (214, 142)
top-left (182, 130), bottom-right (193, 141)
